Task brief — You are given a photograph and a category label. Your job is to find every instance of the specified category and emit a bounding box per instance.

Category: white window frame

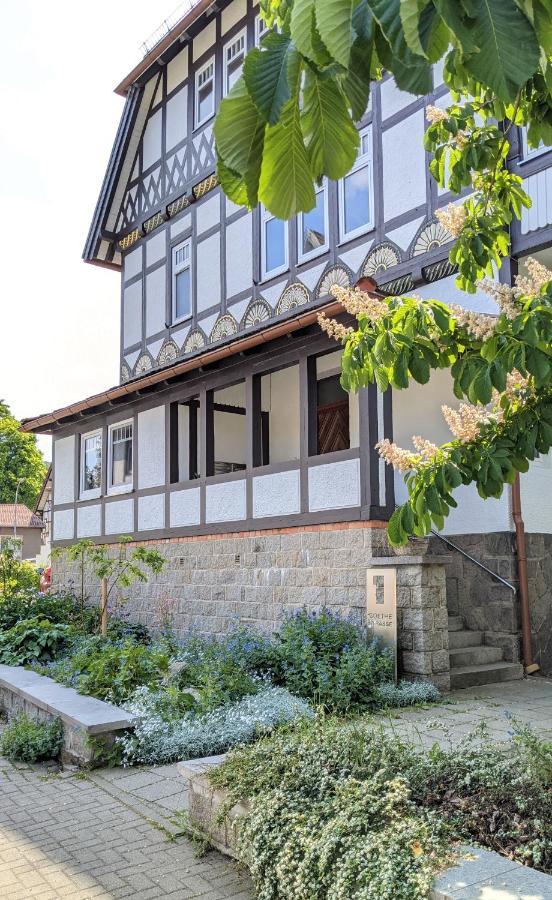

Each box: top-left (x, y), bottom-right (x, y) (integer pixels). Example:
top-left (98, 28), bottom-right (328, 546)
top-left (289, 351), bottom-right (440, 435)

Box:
top-left (223, 29), bottom-right (246, 96)
top-left (107, 419), bottom-right (134, 496)
top-left (297, 180), bottom-right (329, 264)
top-left (261, 205), bottom-right (289, 280)
top-left (194, 57), bottom-right (215, 129)
top-left (255, 13), bottom-right (270, 45)
top-left (339, 127), bottom-right (374, 243)
top-left (80, 429), bottom-right (102, 500)
top-left (172, 239), bottom-right (192, 324)
top-left (520, 127), bottom-right (551, 163)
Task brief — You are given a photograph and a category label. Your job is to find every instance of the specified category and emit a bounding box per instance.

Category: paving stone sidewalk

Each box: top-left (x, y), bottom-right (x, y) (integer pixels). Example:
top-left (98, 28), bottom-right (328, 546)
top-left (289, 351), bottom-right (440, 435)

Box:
top-left (1, 676), bottom-right (551, 899)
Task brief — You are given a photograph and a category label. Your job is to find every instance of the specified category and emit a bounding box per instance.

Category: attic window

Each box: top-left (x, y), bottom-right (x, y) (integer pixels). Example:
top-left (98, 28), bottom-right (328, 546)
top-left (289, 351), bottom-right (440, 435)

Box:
top-left (224, 31), bottom-right (246, 96)
top-left (195, 58), bottom-right (215, 128)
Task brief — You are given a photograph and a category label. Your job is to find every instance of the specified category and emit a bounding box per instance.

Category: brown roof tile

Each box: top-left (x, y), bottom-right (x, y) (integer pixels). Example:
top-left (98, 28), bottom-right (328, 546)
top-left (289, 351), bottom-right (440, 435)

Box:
top-left (0, 505), bottom-right (44, 529)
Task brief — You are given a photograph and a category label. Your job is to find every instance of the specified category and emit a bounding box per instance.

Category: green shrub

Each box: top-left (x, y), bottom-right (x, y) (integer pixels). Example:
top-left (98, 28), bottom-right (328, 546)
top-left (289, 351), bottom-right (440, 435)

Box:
top-left (63, 640), bottom-right (170, 705)
top-left (0, 617), bottom-right (71, 665)
top-left (0, 589), bottom-right (82, 631)
top-left (107, 617), bottom-right (151, 645)
top-left (0, 540), bottom-right (40, 598)
top-left (0, 714), bottom-right (63, 762)
top-left (374, 680), bottom-right (440, 708)
top-left (272, 608), bottom-right (394, 711)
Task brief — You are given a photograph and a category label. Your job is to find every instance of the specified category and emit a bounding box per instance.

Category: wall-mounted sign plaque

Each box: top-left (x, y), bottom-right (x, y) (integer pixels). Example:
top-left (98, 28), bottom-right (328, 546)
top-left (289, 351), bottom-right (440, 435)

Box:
top-left (366, 567), bottom-right (397, 681)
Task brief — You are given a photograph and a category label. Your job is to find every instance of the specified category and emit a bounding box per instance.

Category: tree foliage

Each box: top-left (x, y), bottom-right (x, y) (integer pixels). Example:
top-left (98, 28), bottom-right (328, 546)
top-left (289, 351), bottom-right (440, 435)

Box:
top-left (0, 401), bottom-right (48, 509)
top-left (215, 0), bottom-right (552, 288)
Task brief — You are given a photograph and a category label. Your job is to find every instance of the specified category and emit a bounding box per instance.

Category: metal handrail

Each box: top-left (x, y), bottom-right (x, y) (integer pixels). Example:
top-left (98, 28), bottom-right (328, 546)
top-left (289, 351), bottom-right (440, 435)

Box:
top-left (140, 0), bottom-right (199, 56)
top-left (429, 529), bottom-right (516, 593)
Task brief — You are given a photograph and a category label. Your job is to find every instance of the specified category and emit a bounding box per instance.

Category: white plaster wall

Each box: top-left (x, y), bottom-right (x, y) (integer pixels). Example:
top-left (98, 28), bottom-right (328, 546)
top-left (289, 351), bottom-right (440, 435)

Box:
top-left (170, 487), bottom-right (201, 527)
top-left (193, 20), bottom-right (216, 61)
top-left (382, 109), bottom-right (426, 221)
top-left (166, 86), bottom-right (188, 152)
top-left (222, 0), bottom-right (246, 33)
top-left (53, 509), bottom-right (74, 541)
top-left (411, 274), bottom-right (499, 316)
top-left (308, 458), bottom-right (360, 511)
top-left (145, 266), bottom-right (166, 337)
top-left (123, 281), bottom-right (142, 347)
top-left (77, 504), bottom-right (101, 538)
top-left (146, 231), bottom-right (166, 267)
top-left (261, 366), bottom-right (300, 463)
top-left (393, 369), bottom-right (512, 535)
top-left (167, 47), bottom-right (188, 93)
top-left (253, 470), bottom-right (300, 518)
top-left (520, 454), bottom-right (552, 533)
top-left (53, 436), bottom-right (75, 505)
top-left (380, 77), bottom-right (415, 121)
top-left (105, 499), bottom-right (134, 535)
top-left (138, 406), bottom-right (165, 489)
top-left (124, 247), bottom-right (142, 282)
top-left (196, 233), bottom-right (221, 312)
top-left (226, 214), bottom-right (253, 298)
top-left (521, 169), bottom-right (552, 234)
top-left (142, 109), bottom-right (162, 170)
top-left (206, 480), bottom-right (246, 522)
top-left (196, 195), bottom-right (220, 234)
top-left (138, 494), bottom-right (165, 531)
top-left (170, 212), bottom-right (192, 240)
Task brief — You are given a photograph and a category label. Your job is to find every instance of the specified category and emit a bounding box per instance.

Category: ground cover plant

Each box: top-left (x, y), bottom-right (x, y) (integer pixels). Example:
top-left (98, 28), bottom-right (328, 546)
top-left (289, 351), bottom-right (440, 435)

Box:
top-left (0, 617), bottom-right (71, 666)
top-left (0, 713), bottom-right (63, 763)
top-left (211, 715), bottom-right (552, 899)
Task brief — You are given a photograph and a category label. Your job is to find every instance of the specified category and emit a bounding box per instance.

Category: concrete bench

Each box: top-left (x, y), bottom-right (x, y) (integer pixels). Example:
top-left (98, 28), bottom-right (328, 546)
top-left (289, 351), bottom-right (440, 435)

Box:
top-left (178, 755), bottom-right (552, 900)
top-left (0, 664), bottom-right (136, 765)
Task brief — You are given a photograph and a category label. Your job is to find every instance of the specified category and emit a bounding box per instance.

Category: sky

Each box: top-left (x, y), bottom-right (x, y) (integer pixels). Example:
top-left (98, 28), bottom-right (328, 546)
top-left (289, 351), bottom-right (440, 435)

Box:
top-left (0, 0), bottom-right (177, 460)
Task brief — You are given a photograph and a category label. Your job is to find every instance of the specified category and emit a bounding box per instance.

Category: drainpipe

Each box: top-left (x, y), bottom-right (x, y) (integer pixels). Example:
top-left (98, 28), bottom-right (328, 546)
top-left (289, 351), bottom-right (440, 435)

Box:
top-left (511, 473), bottom-right (539, 674)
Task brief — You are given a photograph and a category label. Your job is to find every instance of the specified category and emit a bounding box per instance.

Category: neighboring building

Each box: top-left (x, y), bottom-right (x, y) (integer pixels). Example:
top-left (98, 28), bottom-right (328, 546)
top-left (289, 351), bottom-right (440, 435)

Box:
top-left (22, 0), bottom-right (552, 684)
top-left (0, 505), bottom-right (44, 561)
top-left (34, 465), bottom-right (52, 564)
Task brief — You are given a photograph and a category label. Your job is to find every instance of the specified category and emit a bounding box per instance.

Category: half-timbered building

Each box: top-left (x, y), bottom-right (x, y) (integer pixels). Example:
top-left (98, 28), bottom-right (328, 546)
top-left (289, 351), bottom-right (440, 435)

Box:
top-left (23, 0), bottom-right (552, 686)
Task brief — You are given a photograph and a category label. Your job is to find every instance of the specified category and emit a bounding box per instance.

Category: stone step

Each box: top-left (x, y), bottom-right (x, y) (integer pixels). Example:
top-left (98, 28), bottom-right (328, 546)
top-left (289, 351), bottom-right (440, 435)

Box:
top-left (449, 645), bottom-right (504, 668)
top-left (448, 629), bottom-right (484, 649)
top-left (450, 662), bottom-right (524, 690)
top-left (448, 615), bottom-right (464, 632)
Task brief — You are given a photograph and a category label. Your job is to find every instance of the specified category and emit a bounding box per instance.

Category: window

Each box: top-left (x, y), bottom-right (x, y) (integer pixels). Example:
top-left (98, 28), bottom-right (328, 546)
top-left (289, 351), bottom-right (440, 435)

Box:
top-left (521, 127), bottom-right (551, 162)
top-left (224, 31), bottom-right (246, 95)
top-left (170, 397), bottom-right (201, 482)
top-left (108, 421), bottom-right (133, 493)
top-left (195, 58), bottom-right (215, 128)
top-left (255, 14), bottom-right (270, 45)
top-left (80, 430), bottom-right (102, 499)
top-left (261, 206), bottom-right (288, 279)
top-left (257, 365), bottom-right (300, 466)
top-left (211, 382), bottom-right (247, 476)
top-left (297, 182), bottom-right (329, 262)
top-left (172, 240), bottom-right (192, 323)
top-left (314, 351), bottom-right (358, 455)
top-left (339, 128), bottom-right (373, 241)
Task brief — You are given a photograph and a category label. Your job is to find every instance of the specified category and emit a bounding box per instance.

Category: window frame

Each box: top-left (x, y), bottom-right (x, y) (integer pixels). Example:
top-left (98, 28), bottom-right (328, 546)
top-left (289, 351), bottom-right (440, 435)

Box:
top-left (520, 127), bottom-right (551, 163)
top-left (194, 56), bottom-right (215, 129)
top-left (297, 179), bottom-right (330, 264)
top-left (223, 29), bottom-right (247, 96)
top-left (80, 428), bottom-right (103, 500)
top-left (260, 205), bottom-right (289, 281)
top-left (338, 127), bottom-right (374, 243)
top-left (107, 419), bottom-right (134, 496)
top-left (255, 13), bottom-right (270, 45)
top-left (172, 238), bottom-right (193, 325)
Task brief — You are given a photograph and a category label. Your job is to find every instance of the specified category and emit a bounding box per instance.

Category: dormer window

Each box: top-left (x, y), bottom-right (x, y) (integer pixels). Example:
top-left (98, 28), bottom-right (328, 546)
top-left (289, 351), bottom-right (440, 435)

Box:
top-left (224, 31), bottom-right (246, 96)
top-left (195, 58), bottom-right (215, 128)
top-left (172, 239), bottom-right (192, 323)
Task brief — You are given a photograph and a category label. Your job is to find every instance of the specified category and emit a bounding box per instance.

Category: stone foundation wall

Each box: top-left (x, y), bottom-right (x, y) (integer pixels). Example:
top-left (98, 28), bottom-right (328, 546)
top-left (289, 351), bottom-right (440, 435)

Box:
top-left (51, 523), bottom-right (450, 689)
top-left (524, 533), bottom-right (552, 676)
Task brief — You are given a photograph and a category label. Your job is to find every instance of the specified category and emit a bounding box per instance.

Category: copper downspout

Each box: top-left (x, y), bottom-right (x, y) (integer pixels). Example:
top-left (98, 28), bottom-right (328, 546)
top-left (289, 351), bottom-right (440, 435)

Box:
top-left (511, 474), bottom-right (539, 673)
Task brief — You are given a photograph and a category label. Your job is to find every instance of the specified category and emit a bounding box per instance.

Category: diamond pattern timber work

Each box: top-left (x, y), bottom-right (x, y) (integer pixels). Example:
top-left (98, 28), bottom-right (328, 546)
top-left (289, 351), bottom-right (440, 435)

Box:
top-left (317, 266), bottom-right (351, 298)
top-left (362, 243), bottom-right (401, 277)
top-left (165, 148), bottom-right (187, 196)
top-left (210, 314), bottom-right (237, 342)
top-left (243, 300), bottom-right (271, 328)
top-left (411, 220), bottom-right (451, 256)
top-left (184, 329), bottom-right (206, 353)
top-left (157, 340), bottom-right (179, 366)
top-left (276, 282), bottom-right (310, 314)
top-left (191, 128), bottom-right (216, 178)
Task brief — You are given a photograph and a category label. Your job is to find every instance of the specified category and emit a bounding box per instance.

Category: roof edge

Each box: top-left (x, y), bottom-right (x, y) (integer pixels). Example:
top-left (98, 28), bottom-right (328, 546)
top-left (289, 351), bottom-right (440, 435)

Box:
top-left (115, 0), bottom-right (214, 96)
top-left (21, 301), bottom-right (343, 434)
